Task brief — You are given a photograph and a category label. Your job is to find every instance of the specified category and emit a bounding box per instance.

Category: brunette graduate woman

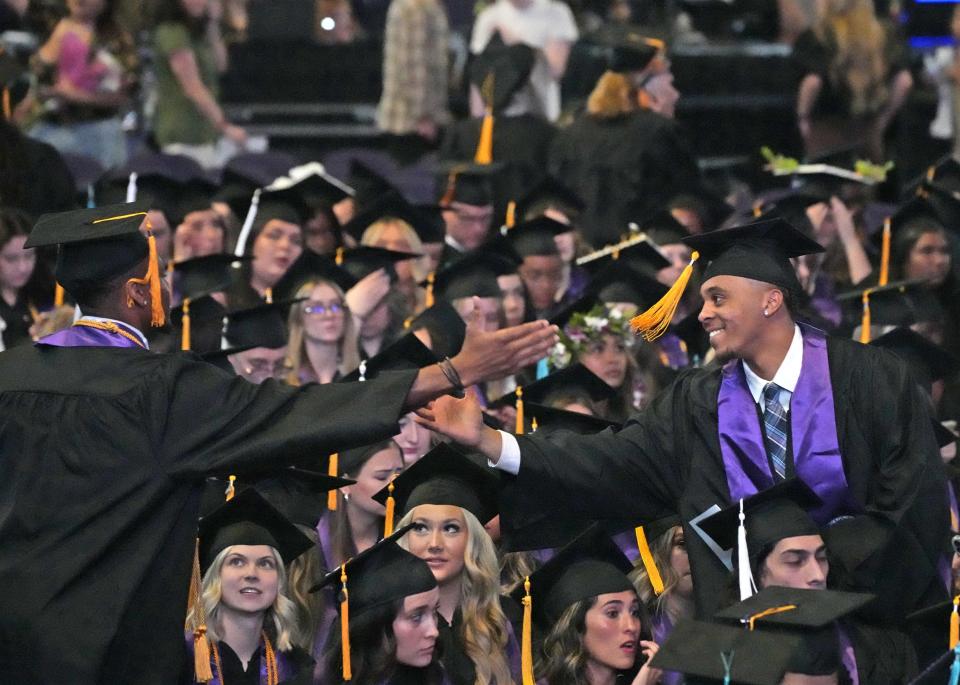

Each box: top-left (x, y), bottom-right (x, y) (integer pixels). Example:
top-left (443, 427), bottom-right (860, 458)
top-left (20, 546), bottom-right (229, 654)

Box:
top-left (0, 202), bottom-right (558, 684)
top-left (185, 488), bottom-right (315, 684)
top-left (375, 444), bottom-right (520, 685)
top-left (313, 526), bottom-right (448, 685)
top-left (420, 217), bottom-right (948, 623)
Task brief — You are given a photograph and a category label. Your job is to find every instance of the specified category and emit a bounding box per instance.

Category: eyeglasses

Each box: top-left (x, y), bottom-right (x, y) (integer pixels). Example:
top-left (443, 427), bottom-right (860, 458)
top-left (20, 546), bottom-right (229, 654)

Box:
top-left (303, 302), bottom-right (344, 316)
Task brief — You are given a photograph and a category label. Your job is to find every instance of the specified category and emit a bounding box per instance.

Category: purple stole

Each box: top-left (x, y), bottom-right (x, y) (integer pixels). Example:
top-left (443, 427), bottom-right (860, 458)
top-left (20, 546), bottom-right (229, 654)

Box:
top-left (37, 323), bottom-right (145, 349)
top-left (313, 516), bottom-right (339, 663)
top-left (184, 635), bottom-right (298, 684)
top-left (836, 625), bottom-right (860, 685)
top-left (651, 613), bottom-right (682, 685)
top-left (657, 333), bottom-right (690, 370)
top-left (612, 529), bottom-right (641, 565)
top-left (716, 325), bottom-right (856, 525)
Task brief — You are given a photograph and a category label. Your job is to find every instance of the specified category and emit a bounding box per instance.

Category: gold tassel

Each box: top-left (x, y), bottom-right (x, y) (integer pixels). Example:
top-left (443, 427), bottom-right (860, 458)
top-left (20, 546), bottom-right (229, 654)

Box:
top-left (190, 539), bottom-right (214, 682)
top-left (631, 251), bottom-right (699, 341)
top-left (383, 479), bottom-right (396, 537)
top-left (440, 169), bottom-right (460, 207)
top-left (612, 247), bottom-right (620, 261)
top-left (878, 217), bottom-right (891, 287)
top-left (340, 564), bottom-right (352, 681)
top-left (225, 475), bottom-right (236, 501)
top-left (2, 87), bottom-right (10, 120)
top-left (264, 287), bottom-right (273, 304)
top-left (181, 298), bottom-right (191, 351)
top-left (859, 291), bottom-right (872, 345)
top-left (635, 526), bottom-right (664, 595)
top-left (521, 576), bottom-right (534, 685)
top-left (747, 604), bottom-right (797, 631)
top-left (951, 596), bottom-right (959, 649)
top-left (424, 272), bottom-right (435, 308)
top-left (328, 453), bottom-right (339, 511)
top-left (54, 283), bottom-right (65, 307)
top-left (530, 417), bottom-right (538, 433)
top-left (126, 233), bottom-right (166, 327)
top-left (515, 386), bottom-right (524, 435)
top-left (335, 246), bottom-right (344, 266)
top-left (474, 74), bottom-right (495, 165)
top-left (505, 201), bottom-right (516, 230)
top-left (927, 165), bottom-right (936, 183)
top-left (752, 200), bottom-right (763, 218)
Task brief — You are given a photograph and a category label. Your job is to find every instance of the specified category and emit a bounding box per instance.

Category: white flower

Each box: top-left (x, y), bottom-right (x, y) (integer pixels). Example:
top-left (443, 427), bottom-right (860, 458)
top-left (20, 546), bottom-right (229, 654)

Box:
top-left (583, 316), bottom-right (608, 331)
top-left (549, 341), bottom-right (571, 368)
top-left (609, 308), bottom-right (623, 320)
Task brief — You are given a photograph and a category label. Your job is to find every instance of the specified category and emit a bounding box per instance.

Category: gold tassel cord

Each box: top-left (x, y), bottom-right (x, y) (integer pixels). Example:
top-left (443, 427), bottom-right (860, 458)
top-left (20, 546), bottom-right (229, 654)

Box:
top-left (335, 246), bottom-right (344, 266)
top-left (505, 201), bottom-right (516, 230)
top-left (951, 596), bottom-right (959, 649)
top-left (340, 565), bottom-right (352, 681)
top-left (631, 251), bottom-right (699, 341)
top-left (190, 539), bottom-right (214, 682)
top-left (2, 87), bottom-right (10, 121)
top-left (181, 298), bottom-right (191, 351)
top-left (473, 74), bottom-right (495, 165)
top-left (383, 479), bottom-right (396, 537)
top-left (225, 475), bottom-right (236, 502)
top-left (878, 218), bottom-right (891, 287)
top-left (328, 453), bottom-right (339, 511)
top-left (54, 283), bottom-right (65, 307)
top-left (515, 386), bottom-right (524, 435)
top-left (521, 576), bottom-right (534, 685)
top-left (424, 272), bottom-right (435, 308)
top-left (747, 604), bottom-right (797, 631)
top-left (859, 291), bottom-right (872, 345)
top-left (635, 526), bottom-right (665, 595)
top-left (126, 234), bottom-right (165, 327)
top-left (264, 287), bottom-right (273, 304)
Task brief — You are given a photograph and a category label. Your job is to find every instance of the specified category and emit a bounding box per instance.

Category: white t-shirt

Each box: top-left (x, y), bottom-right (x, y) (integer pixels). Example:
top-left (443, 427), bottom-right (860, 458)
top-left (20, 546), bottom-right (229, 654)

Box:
top-left (470, 0), bottom-right (579, 122)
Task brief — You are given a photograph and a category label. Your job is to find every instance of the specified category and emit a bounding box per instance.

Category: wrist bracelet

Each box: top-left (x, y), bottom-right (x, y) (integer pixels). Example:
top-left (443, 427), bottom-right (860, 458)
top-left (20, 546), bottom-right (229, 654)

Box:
top-left (438, 357), bottom-right (466, 399)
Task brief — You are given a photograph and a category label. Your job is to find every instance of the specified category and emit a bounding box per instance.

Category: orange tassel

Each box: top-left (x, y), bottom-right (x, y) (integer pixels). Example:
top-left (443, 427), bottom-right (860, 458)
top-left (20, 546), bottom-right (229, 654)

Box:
top-left (474, 111), bottom-right (494, 165)
top-left (181, 298), bottom-right (191, 351)
top-left (752, 200), bottom-right (764, 218)
top-left (859, 291), bottom-right (872, 344)
top-left (631, 251), bottom-right (699, 341)
top-left (383, 479), bottom-right (396, 537)
top-left (340, 564), bottom-right (352, 680)
top-left (951, 596), bottom-right (959, 649)
top-left (440, 171), bottom-right (459, 207)
top-left (878, 218), bottom-right (891, 287)
top-left (328, 454), bottom-right (339, 511)
top-left (264, 287), bottom-right (273, 304)
top-left (54, 283), bottom-right (65, 307)
top-left (515, 386), bottom-right (524, 435)
top-left (189, 539), bottom-right (214, 682)
top-left (2, 87), bottom-right (10, 121)
top-left (748, 604), bottom-right (798, 631)
top-left (425, 272), bottom-right (435, 308)
top-left (505, 201), bottom-right (516, 230)
top-left (225, 475), bottom-right (236, 502)
top-left (126, 233), bottom-right (165, 327)
top-left (530, 417), bottom-right (538, 433)
top-left (335, 247), bottom-right (344, 266)
top-left (635, 526), bottom-right (664, 595)
top-left (521, 576), bottom-right (534, 685)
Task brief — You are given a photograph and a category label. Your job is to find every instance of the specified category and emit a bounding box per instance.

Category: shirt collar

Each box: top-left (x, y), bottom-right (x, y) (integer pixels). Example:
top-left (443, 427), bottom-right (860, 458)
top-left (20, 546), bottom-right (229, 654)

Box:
top-left (80, 315), bottom-right (150, 349)
top-left (444, 234), bottom-right (467, 252)
top-left (742, 324), bottom-right (802, 404)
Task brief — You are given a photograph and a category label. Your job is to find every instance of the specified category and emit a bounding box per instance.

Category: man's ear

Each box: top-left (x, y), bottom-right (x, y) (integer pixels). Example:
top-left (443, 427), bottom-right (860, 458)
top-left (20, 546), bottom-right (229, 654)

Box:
top-left (123, 278), bottom-right (149, 308)
top-left (765, 288), bottom-right (785, 316)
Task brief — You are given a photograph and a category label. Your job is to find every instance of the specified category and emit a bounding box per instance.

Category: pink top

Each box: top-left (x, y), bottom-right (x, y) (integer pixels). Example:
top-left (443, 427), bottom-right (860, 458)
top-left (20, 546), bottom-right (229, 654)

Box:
top-left (57, 30), bottom-right (113, 93)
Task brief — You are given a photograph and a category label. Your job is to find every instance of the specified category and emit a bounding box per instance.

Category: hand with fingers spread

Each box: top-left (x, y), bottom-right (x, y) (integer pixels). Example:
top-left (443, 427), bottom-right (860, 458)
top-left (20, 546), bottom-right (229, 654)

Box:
top-left (415, 388), bottom-right (488, 450)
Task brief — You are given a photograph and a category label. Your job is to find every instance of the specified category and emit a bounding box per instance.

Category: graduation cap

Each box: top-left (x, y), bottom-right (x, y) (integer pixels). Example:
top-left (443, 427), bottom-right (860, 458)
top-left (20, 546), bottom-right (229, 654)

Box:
top-left (221, 151), bottom-right (298, 189)
top-left (650, 619), bottom-right (803, 685)
top-left (428, 249), bottom-right (517, 302)
top-left (631, 218), bottom-right (825, 342)
top-left (905, 595), bottom-right (960, 659)
top-left (630, 208), bottom-right (689, 247)
top-left (605, 513), bottom-right (682, 595)
top-left (523, 402), bottom-right (620, 435)
top-left (172, 254), bottom-right (246, 302)
top-left (588, 261), bottom-right (670, 312)
top-left (469, 36), bottom-right (536, 115)
top-left (506, 215), bottom-right (569, 258)
top-left (937, 421), bottom-right (959, 450)
top-left (403, 300), bottom-right (467, 359)
top-left (272, 249), bottom-right (357, 303)
top-left (255, 468), bottom-right (355, 529)
top-left (836, 278), bottom-right (943, 342)
top-left (0, 51), bottom-right (30, 114)
top-left (348, 159), bottom-right (401, 212)
top-left (338, 245), bottom-right (421, 282)
top-left (268, 162), bottom-right (354, 207)
top-left (753, 194), bottom-right (826, 237)
top-left (576, 233), bottom-right (671, 275)
top-left (340, 330), bottom-right (439, 383)
top-left (549, 291), bottom-right (598, 329)
top-left (342, 193), bottom-right (445, 244)
top-left (372, 442), bottom-right (501, 526)
top-left (492, 363), bottom-right (617, 408)
top-left (203, 299), bottom-right (298, 358)
top-left (588, 25), bottom-right (666, 75)
top-left (170, 294), bottom-right (228, 353)
top-left (518, 177), bottom-right (586, 219)
top-left (25, 202), bottom-right (166, 327)
top-left (335, 440), bottom-right (401, 478)
top-left (437, 162), bottom-right (501, 207)
top-left (869, 326), bottom-right (959, 391)
top-left (197, 487), bottom-right (314, 573)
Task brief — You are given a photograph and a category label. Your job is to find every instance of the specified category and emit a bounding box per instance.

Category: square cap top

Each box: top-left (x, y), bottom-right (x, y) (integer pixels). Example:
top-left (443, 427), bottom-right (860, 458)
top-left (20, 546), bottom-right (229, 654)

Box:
top-left (339, 330), bottom-right (438, 383)
top-left (577, 233), bottom-right (671, 274)
top-left (172, 254), bottom-right (248, 302)
top-left (630, 208), bottom-right (689, 247)
top-left (254, 468), bottom-right (355, 529)
top-left (437, 162), bottom-right (502, 207)
top-left (371, 443), bottom-right (501, 524)
top-left (505, 215), bottom-right (569, 257)
top-left (404, 300), bottom-right (467, 359)
top-left (524, 402), bottom-right (621, 435)
top-left (273, 250), bottom-right (358, 302)
top-left (491, 362), bottom-right (617, 408)
top-left (221, 151), bottom-right (298, 189)
top-left (198, 487), bottom-right (314, 573)
top-left (587, 25), bottom-right (665, 74)
top-left (220, 299), bottom-right (300, 352)
top-left (343, 193), bottom-right (445, 244)
top-left (870, 326), bottom-right (959, 389)
top-left (469, 35), bottom-right (536, 113)
top-left (25, 201), bottom-right (152, 248)
top-left (714, 586), bottom-right (875, 630)
top-left (587, 260), bottom-right (670, 311)
top-left (429, 249), bottom-right (518, 301)
top-left (518, 176), bottom-right (586, 218)
top-left (339, 245), bottom-right (421, 282)
top-left (267, 162), bottom-right (354, 205)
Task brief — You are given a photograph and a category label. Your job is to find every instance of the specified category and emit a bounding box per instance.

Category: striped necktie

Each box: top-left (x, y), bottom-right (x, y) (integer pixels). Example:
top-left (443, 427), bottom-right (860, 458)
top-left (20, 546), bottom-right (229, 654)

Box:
top-left (762, 383), bottom-right (788, 480)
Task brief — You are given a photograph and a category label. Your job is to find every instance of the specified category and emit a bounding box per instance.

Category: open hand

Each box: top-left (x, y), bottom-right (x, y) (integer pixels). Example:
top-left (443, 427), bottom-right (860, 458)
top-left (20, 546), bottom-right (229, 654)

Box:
top-left (415, 387), bottom-right (486, 448)
top-left (345, 268), bottom-right (390, 319)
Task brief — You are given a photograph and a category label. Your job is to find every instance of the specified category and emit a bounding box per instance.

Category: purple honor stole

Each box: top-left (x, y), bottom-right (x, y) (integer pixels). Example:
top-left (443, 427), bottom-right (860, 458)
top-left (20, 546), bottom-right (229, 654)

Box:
top-left (716, 325), bottom-right (856, 524)
top-left (37, 323), bottom-right (145, 349)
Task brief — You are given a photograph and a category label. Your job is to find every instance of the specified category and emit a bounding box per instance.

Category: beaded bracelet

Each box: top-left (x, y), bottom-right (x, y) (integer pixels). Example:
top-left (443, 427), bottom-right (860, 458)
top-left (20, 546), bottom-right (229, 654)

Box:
top-left (438, 357), bottom-right (466, 399)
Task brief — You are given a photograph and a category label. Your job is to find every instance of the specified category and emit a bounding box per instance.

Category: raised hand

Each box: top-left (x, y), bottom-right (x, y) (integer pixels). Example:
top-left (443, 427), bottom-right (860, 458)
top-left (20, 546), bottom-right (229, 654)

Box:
top-left (631, 640), bottom-right (662, 685)
top-left (415, 388), bottom-right (487, 449)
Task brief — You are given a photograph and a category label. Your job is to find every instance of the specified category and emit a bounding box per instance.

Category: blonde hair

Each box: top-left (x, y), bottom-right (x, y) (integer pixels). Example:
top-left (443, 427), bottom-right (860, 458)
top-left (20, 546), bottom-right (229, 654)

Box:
top-left (586, 71), bottom-right (635, 118)
top-left (397, 507), bottom-right (514, 685)
top-left (629, 524), bottom-right (685, 615)
top-left (361, 218), bottom-right (431, 284)
top-left (186, 545), bottom-right (300, 652)
top-left (285, 525), bottom-right (327, 652)
top-left (285, 278), bottom-right (360, 385)
top-left (815, 0), bottom-right (888, 116)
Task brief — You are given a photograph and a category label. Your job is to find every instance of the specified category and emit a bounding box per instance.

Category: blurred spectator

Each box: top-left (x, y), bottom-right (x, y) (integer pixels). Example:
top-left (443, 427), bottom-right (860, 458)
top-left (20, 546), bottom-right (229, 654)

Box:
top-left (0, 0), bottom-right (29, 32)
top-left (27, 0), bottom-right (138, 169)
top-left (923, 4), bottom-right (960, 157)
top-left (375, 0), bottom-right (449, 152)
top-left (793, 0), bottom-right (912, 161)
top-left (152, 0), bottom-right (248, 168)
top-left (470, 0), bottom-right (578, 123)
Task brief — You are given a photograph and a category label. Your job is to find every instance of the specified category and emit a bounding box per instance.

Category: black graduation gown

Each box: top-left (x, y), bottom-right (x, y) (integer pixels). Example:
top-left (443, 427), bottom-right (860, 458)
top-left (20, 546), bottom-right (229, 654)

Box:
top-left (0, 344), bottom-right (416, 684)
top-left (0, 294), bottom-right (33, 349)
top-left (548, 109), bottom-right (701, 246)
top-left (845, 621), bottom-right (918, 685)
top-left (437, 608), bottom-right (475, 685)
top-left (498, 336), bottom-right (948, 621)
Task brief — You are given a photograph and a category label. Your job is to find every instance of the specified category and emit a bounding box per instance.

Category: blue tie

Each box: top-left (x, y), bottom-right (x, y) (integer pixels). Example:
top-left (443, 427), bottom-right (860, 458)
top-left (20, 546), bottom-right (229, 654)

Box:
top-left (762, 383), bottom-right (788, 480)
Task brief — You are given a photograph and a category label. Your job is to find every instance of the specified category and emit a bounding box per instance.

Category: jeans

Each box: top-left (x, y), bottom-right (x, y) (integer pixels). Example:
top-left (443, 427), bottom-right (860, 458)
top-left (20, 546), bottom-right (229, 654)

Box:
top-left (29, 116), bottom-right (128, 170)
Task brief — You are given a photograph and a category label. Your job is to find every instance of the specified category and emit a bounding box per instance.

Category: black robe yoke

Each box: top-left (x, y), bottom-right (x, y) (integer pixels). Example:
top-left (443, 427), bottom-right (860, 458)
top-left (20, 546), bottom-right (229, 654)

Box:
top-left (0, 345), bottom-right (416, 684)
top-left (500, 336), bottom-right (948, 620)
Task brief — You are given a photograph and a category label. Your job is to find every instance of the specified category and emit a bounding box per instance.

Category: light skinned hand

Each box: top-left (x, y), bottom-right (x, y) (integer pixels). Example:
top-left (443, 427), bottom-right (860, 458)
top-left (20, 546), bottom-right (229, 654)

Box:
top-left (631, 640), bottom-right (662, 685)
top-left (345, 268), bottom-right (390, 319)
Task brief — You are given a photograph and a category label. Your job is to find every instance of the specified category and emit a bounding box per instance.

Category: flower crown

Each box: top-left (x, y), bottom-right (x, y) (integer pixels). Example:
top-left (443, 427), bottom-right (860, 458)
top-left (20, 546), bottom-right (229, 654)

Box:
top-left (550, 303), bottom-right (634, 368)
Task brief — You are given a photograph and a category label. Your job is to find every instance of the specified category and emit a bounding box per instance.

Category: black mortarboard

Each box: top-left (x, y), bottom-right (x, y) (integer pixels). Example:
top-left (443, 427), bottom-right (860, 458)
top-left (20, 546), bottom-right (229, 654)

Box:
top-left (549, 291), bottom-right (599, 329)
top-left (308, 525), bottom-right (437, 615)
top-left (126, 151), bottom-right (210, 185)
top-left (492, 363), bottom-right (617, 408)
top-left (336, 440), bottom-right (401, 477)
top-left (0, 51), bottom-right (30, 110)
top-left (267, 163), bottom-right (354, 207)
top-left (518, 177), bottom-right (586, 218)
top-left (430, 250), bottom-right (517, 301)
top-left (25, 202), bottom-right (152, 294)
top-left (348, 159), bottom-right (400, 211)
top-left (524, 402), bottom-right (620, 434)
top-left (213, 183), bottom-right (257, 224)
top-left (683, 218), bottom-right (825, 294)
top-left (197, 487), bottom-right (314, 573)
top-left (272, 250), bottom-right (357, 302)
top-left (212, 299), bottom-right (298, 354)
top-left (438, 163), bottom-right (500, 207)
top-left (870, 326), bottom-right (959, 391)
top-left (650, 619), bottom-right (802, 685)
top-left (577, 234), bottom-right (671, 275)
top-left (165, 183), bottom-right (222, 228)
top-left (340, 331), bottom-right (438, 383)
top-left (372, 443), bottom-right (501, 524)
top-left (172, 254), bottom-right (247, 301)
top-left (589, 26), bottom-right (664, 74)
top-left (338, 245), bottom-right (420, 282)
top-left (509, 524), bottom-right (634, 626)
top-left (469, 37), bottom-right (536, 113)
top-left (506, 215), bottom-right (568, 258)
top-left (221, 151), bottom-right (298, 189)
top-left (343, 193), bottom-right (445, 244)
top-left (632, 209), bottom-right (689, 247)
top-left (715, 586), bottom-right (875, 630)
top-left (937, 421), bottom-right (958, 450)
top-left (916, 158), bottom-right (960, 232)
top-left (587, 261), bottom-right (669, 311)
top-left (404, 300), bottom-right (467, 358)
top-left (412, 203), bottom-right (448, 244)
top-left (879, 197), bottom-right (944, 248)
top-left (836, 278), bottom-right (944, 328)
top-left (170, 294), bottom-right (228, 353)
top-left (255, 469), bottom-right (355, 528)
top-left (697, 478), bottom-right (822, 555)
top-left (754, 194), bottom-right (826, 237)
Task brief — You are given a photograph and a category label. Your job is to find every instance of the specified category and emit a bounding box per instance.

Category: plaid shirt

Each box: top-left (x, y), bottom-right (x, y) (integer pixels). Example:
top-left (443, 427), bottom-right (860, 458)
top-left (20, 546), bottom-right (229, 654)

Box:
top-left (376, 0), bottom-right (450, 134)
